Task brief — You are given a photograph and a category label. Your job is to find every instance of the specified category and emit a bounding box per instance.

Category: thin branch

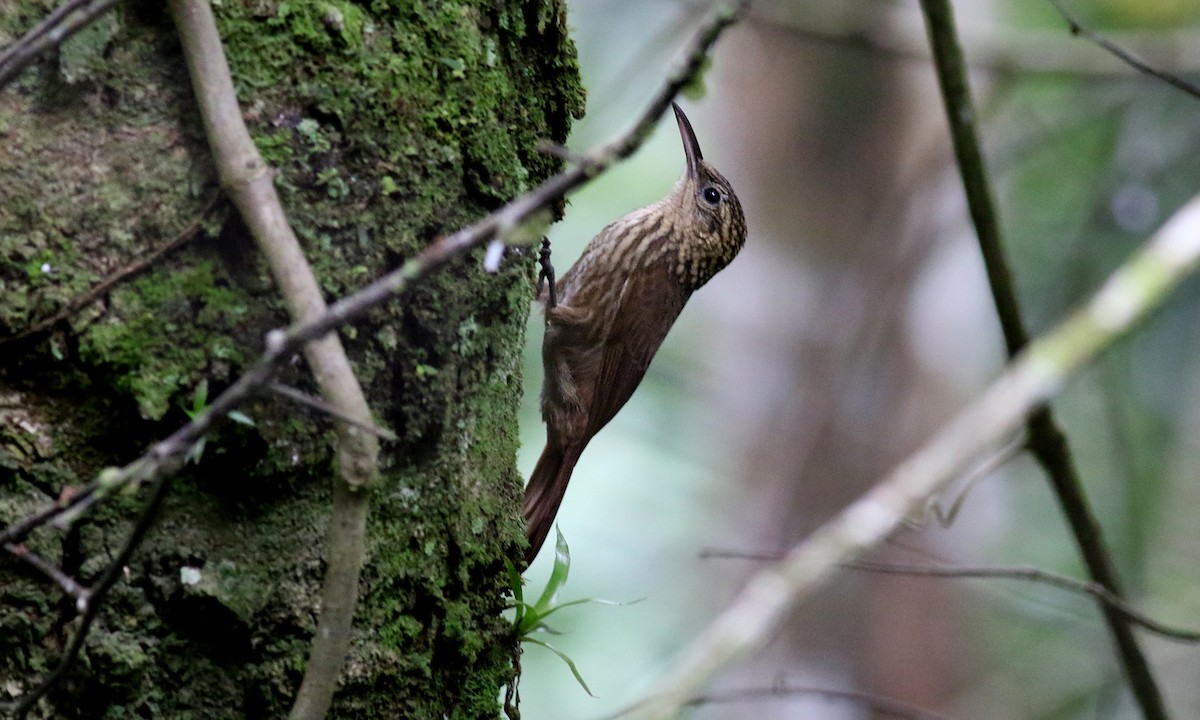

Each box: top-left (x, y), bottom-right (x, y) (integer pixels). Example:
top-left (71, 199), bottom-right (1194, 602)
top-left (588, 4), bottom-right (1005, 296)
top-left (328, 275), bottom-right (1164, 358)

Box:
top-left (1049, 0), bottom-right (1200, 99)
top-left (923, 431), bottom-right (1023, 528)
top-left (0, 196), bottom-right (220, 347)
top-left (0, 492), bottom-right (81, 549)
top-left (916, 1), bottom-right (1167, 718)
top-left (534, 140), bottom-right (582, 163)
top-left (1, 475), bottom-right (171, 719)
top-left (167, 2), bottom-right (380, 718)
top-left (269, 383), bottom-right (398, 442)
top-left (917, 0), bottom-right (1026, 355)
top-left (700, 549), bottom-right (1200, 643)
top-left (0, 0), bottom-right (122, 89)
top-left (849, 560), bottom-right (1200, 643)
top-left (686, 684), bottom-right (952, 720)
top-left (3, 542), bottom-right (90, 606)
top-left (616, 191), bottom-right (1200, 719)
top-left (735, 0), bottom-right (1200, 78)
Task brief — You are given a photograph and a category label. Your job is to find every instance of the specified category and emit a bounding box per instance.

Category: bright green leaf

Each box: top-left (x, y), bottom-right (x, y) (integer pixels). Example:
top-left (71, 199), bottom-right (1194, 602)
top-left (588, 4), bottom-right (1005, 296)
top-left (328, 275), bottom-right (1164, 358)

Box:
top-left (531, 526), bottom-right (571, 615)
top-left (526, 638), bottom-right (595, 697)
top-left (185, 380), bottom-right (209, 419)
top-left (226, 410), bottom-right (256, 427)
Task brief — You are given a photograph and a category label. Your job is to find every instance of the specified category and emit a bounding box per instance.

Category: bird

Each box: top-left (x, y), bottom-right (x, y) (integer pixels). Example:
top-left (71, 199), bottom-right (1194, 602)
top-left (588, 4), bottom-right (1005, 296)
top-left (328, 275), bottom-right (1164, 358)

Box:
top-left (523, 102), bottom-right (747, 564)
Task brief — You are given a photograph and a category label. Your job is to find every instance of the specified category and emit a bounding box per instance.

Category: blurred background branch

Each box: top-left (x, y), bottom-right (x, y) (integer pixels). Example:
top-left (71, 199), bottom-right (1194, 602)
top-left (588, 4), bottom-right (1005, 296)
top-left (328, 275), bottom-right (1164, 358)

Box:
top-left (702, 549), bottom-right (1200, 642)
top-left (919, 0), bottom-right (1165, 716)
top-left (1049, 0), bottom-right (1200, 96)
top-left (736, 0), bottom-right (1200, 75)
top-left (685, 683), bottom-right (954, 720)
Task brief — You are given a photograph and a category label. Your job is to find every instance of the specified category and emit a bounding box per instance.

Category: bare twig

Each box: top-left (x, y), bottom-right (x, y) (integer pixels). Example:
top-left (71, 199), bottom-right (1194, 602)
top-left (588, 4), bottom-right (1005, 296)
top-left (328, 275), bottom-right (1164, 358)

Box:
top-left (1, 475), bottom-right (171, 718)
top-left (700, 549), bottom-right (1200, 643)
top-left (686, 683), bottom-right (952, 720)
top-left (616, 191), bottom-right (1200, 718)
top-left (269, 382), bottom-right (398, 442)
top-left (917, 0), bottom-right (1025, 356)
top-left (917, 1), bottom-right (1166, 717)
top-left (849, 560), bottom-right (1200, 643)
top-left (0, 0), bottom-right (122, 88)
top-left (1049, 0), bottom-right (1200, 99)
top-left (3, 542), bottom-right (90, 606)
top-left (166, 1), bottom-right (380, 717)
top-left (923, 431), bottom-right (1023, 528)
top-left (0, 196), bottom-right (220, 347)
top-left (733, 0), bottom-right (1200, 78)
top-left (0, 495), bottom-right (80, 549)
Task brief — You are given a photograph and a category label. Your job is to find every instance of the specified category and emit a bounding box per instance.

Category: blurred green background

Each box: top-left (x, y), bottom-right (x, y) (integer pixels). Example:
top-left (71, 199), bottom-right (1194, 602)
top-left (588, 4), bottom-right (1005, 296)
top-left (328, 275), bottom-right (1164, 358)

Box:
top-left (516, 0), bottom-right (1200, 718)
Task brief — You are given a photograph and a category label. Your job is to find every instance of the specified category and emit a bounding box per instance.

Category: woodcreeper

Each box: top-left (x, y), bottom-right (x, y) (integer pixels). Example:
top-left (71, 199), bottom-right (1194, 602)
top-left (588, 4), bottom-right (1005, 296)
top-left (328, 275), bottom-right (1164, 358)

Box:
top-left (524, 103), bottom-right (747, 564)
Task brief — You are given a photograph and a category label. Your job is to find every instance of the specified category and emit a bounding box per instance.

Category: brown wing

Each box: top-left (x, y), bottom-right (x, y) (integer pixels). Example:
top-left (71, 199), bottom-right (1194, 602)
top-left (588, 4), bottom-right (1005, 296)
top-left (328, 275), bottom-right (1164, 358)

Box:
top-left (584, 261), bottom-right (688, 438)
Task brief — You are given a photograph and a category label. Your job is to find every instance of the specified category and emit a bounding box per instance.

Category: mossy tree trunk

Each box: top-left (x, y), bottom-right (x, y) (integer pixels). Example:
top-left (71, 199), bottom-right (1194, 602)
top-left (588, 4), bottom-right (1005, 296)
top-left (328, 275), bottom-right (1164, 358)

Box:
top-left (0, 0), bottom-right (582, 717)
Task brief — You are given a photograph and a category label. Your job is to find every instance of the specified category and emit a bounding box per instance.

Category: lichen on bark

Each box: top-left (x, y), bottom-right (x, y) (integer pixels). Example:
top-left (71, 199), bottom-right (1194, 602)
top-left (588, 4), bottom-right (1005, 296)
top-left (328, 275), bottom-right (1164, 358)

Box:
top-left (0, 0), bottom-right (583, 716)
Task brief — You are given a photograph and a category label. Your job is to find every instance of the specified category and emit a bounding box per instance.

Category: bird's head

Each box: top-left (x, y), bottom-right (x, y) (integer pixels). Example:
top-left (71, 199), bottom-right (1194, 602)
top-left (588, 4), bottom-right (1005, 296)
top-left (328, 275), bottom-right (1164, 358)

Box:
top-left (669, 102), bottom-right (747, 291)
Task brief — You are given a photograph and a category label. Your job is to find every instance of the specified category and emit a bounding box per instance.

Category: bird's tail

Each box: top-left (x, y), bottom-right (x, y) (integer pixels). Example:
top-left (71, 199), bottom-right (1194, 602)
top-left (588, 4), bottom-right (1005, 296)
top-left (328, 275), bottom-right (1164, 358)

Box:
top-left (523, 442), bottom-right (583, 566)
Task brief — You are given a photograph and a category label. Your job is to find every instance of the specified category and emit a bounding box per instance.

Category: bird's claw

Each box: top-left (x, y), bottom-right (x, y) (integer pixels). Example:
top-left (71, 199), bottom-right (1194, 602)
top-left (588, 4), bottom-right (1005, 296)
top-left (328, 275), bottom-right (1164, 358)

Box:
top-left (536, 236), bottom-right (557, 309)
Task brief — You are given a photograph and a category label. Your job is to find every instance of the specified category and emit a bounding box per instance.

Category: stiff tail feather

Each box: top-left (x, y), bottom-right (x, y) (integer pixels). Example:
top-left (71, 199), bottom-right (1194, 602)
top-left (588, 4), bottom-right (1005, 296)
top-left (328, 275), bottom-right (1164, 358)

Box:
top-left (523, 442), bottom-right (583, 565)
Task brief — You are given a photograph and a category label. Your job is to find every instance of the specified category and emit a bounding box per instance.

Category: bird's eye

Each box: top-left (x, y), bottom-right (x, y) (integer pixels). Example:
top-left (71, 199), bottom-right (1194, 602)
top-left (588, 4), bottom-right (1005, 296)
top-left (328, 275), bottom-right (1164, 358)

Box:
top-left (702, 187), bottom-right (721, 205)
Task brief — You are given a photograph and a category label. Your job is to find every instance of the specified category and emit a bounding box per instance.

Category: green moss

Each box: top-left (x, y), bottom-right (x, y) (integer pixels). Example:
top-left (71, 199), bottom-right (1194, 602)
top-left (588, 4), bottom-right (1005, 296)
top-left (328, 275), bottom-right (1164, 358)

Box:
top-left (0, 9), bottom-right (213, 340)
top-left (214, 0), bottom-right (584, 274)
top-left (78, 261), bottom-right (255, 420)
top-left (58, 11), bottom-right (119, 84)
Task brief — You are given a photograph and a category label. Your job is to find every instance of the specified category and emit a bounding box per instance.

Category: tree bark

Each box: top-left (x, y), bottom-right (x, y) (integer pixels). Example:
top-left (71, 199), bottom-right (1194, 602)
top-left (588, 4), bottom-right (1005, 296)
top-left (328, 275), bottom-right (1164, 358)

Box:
top-left (0, 0), bottom-right (582, 717)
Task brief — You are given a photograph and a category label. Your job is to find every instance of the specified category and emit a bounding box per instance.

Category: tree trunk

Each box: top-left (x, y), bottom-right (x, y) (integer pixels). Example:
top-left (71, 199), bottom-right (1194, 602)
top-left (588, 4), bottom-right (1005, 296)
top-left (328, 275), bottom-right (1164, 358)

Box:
top-left (0, 1), bottom-right (582, 717)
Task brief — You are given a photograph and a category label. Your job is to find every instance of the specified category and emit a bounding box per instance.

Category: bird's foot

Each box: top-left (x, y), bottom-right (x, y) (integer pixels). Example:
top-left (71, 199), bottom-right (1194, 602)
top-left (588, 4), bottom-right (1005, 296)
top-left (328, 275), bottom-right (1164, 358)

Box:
top-left (536, 236), bottom-right (557, 309)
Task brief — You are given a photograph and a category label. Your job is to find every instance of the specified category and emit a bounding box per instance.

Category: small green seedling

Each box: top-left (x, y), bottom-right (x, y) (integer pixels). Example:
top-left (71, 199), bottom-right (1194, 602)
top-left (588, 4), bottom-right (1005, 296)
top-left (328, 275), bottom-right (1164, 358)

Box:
top-left (180, 380), bottom-right (256, 464)
top-left (182, 381), bottom-right (210, 464)
top-left (508, 528), bottom-right (635, 696)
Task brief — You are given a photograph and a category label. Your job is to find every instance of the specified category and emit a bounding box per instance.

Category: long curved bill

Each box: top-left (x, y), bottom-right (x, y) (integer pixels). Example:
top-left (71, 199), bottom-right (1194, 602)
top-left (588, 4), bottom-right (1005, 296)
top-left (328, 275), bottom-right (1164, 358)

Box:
top-left (672, 102), bottom-right (703, 181)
